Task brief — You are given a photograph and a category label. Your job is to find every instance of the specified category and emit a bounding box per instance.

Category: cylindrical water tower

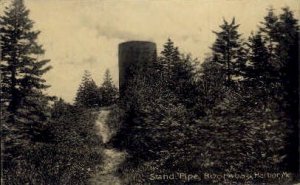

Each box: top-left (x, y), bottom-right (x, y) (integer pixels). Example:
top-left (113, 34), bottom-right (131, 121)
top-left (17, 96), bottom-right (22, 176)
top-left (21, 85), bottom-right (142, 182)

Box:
top-left (118, 41), bottom-right (157, 96)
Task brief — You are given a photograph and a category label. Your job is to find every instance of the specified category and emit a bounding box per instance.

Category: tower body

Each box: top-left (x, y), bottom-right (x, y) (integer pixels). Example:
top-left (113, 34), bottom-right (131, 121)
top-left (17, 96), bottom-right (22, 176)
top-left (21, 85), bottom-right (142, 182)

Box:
top-left (118, 41), bottom-right (157, 96)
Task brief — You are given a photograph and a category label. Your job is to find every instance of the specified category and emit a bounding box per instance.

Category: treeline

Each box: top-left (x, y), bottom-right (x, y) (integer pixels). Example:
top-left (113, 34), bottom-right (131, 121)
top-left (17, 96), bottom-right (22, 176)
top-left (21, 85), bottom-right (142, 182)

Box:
top-left (1, 1), bottom-right (104, 184)
top-left (74, 69), bottom-right (118, 108)
top-left (1, 0), bottom-right (299, 184)
top-left (111, 7), bottom-right (299, 184)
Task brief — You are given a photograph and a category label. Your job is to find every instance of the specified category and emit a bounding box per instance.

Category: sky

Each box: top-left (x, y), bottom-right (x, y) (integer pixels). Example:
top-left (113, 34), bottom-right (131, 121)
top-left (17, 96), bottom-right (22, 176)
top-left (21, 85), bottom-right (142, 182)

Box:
top-left (1, 0), bottom-right (299, 102)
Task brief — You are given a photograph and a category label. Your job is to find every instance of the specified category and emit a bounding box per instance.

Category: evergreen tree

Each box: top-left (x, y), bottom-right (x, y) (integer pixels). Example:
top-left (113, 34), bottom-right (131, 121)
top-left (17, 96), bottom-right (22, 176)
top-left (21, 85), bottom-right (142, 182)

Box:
top-left (1, 0), bottom-right (52, 109)
top-left (75, 70), bottom-right (99, 108)
top-left (1, 0), bottom-right (52, 143)
top-left (99, 69), bottom-right (118, 106)
top-left (248, 7), bottom-right (299, 174)
top-left (1, 0), bottom-right (52, 183)
top-left (244, 33), bottom-right (272, 101)
top-left (277, 7), bottom-right (299, 99)
top-left (196, 57), bottom-right (227, 115)
top-left (159, 38), bottom-right (180, 85)
top-left (258, 8), bottom-right (282, 98)
top-left (259, 8), bottom-right (280, 58)
top-left (211, 18), bottom-right (242, 86)
top-left (276, 7), bottom-right (299, 174)
top-left (172, 54), bottom-right (198, 108)
top-left (159, 39), bottom-right (198, 108)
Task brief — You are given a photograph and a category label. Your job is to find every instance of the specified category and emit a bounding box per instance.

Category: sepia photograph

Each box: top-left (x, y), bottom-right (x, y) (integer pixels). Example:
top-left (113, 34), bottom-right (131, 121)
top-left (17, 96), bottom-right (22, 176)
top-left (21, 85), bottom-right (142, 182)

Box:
top-left (1, 0), bottom-right (299, 184)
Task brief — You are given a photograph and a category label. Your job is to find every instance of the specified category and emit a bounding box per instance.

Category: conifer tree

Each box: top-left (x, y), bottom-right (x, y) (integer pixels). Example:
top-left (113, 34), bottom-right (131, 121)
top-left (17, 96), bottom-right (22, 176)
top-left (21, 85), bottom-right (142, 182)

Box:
top-left (160, 39), bottom-right (197, 108)
top-left (196, 57), bottom-right (227, 114)
top-left (258, 7), bottom-right (299, 104)
top-left (244, 33), bottom-right (271, 98)
top-left (276, 7), bottom-right (299, 174)
top-left (1, 0), bottom-right (51, 107)
top-left (99, 69), bottom-right (118, 106)
top-left (258, 8), bottom-right (282, 97)
top-left (259, 8), bottom-right (280, 57)
top-left (160, 38), bottom-right (180, 85)
top-left (211, 18), bottom-right (242, 86)
top-left (1, 0), bottom-right (52, 142)
top-left (252, 7), bottom-right (299, 174)
top-left (75, 70), bottom-right (99, 108)
top-left (1, 0), bottom-right (52, 183)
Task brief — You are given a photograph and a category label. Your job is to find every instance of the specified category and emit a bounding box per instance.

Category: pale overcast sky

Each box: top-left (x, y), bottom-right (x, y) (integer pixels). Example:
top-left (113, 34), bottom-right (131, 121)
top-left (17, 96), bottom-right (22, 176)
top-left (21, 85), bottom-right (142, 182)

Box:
top-left (1, 0), bottom-right (299, 102)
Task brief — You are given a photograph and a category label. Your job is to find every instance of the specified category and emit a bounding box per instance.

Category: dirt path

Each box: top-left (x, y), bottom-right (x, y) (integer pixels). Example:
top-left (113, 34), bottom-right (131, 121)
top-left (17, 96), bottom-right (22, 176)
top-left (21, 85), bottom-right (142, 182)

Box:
top-left (90, 110), bottom-right (126, 185)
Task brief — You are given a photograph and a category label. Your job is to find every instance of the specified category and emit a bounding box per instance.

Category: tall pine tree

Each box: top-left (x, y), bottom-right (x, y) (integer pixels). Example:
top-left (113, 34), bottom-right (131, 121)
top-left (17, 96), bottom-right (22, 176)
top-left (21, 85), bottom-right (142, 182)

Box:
top-left (277, 7), bottom-right (299, 174)
top-left (1, 0), bottom-right (52, 142)
top-left (99, 69), bottom-right (118, 106)
top-left (244, 32), bottom-right (271, 101)
top-left (159, 38), bottom-right (180, 85)
top-left (75, 70), bottom-right (99, 108)
top-left (211, 18), bottom-right (243, 86)
top-left (258, 8), bottom-right (282, 99)
top-left (250, 7), bottom-right (299, 174)
top-left (196, 56), bottom-right (227, 115)
top-left (159, 38), bottom-right (197, 108)
top-left (1, 0), bottom-right (52, 183)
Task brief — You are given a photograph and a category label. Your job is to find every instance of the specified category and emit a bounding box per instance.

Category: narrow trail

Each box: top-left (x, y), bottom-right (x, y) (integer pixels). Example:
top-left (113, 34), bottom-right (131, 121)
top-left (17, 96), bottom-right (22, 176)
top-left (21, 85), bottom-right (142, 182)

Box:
top-left (90, 109), bottom-right (126, 185)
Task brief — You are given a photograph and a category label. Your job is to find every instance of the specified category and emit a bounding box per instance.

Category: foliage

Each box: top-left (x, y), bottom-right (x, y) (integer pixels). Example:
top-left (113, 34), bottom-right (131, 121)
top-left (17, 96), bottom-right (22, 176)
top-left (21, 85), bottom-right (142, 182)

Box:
top-left (211, 18), bottom-right (244, 85)
top-left (113, 39), bottom-right (201, 184)
top-left (1, 1), bottom-right (298, 184)
top-left (159, 39), bottom-right (198, 109)
top-left (75, 70), bottom-right (100, 108)
top-left (113, 8), bottom-right (299, 184)
top-left (1, 1), bottom-right (104, 184)
top-left (0, 0), bottom-right (52, 140)
top-left (74, 69), bottom-right (118, 108)
top-left (195, 57), bottom-right (227, 115)
top-left (44, 99), bottom-right (104, 184)
top-left (1, 0), bottom-right (53, 183)
top-left (192, 89), bottom-right (289, 184)
top-left (0, 0), bottom-right (52, 109)
top-left (260, 7), bottom-right (299, 173)
top-left (105, 104), bottom-right (126, 139)
top-left (98, 69), bottom-right (118, 107)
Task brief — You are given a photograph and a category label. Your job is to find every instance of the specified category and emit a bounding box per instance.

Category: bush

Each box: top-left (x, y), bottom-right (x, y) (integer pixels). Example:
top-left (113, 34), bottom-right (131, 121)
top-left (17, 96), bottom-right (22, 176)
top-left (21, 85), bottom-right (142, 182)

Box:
top-left (2, 100), bottom-right (104, 185)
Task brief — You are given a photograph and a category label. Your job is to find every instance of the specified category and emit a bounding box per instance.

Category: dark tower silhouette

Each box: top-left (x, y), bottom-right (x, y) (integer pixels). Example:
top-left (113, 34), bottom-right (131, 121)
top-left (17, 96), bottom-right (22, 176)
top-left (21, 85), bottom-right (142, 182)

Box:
top-left (118, 41), bottom-right (157, 96)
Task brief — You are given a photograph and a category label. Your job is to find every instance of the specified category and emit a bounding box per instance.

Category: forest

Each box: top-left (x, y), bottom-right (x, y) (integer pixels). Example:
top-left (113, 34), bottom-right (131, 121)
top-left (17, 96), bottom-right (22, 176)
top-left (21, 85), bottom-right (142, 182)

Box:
top-left (1, 0), bottom-right (299, 184)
